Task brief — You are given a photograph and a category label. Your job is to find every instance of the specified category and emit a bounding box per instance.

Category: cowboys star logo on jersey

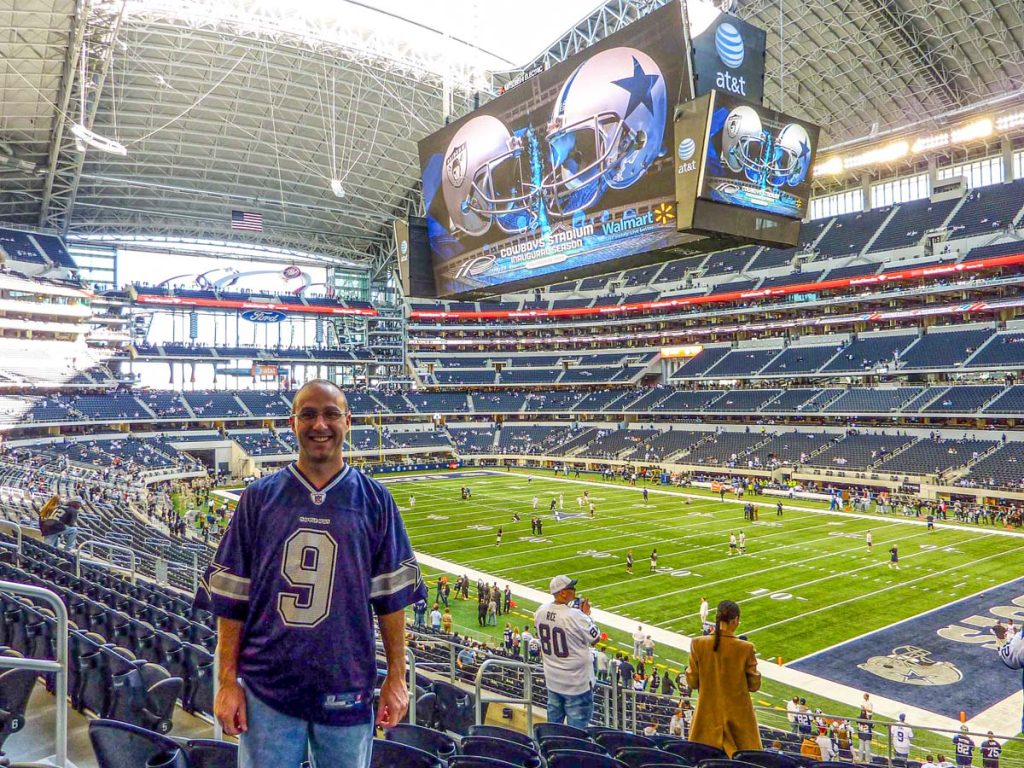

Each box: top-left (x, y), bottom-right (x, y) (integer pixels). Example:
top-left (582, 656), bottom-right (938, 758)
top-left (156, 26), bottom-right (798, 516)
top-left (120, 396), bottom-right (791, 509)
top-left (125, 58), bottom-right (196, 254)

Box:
top-left (858, 645), bottom-right (963, 686)
top-left (445, 142), bottom-right (468, 188)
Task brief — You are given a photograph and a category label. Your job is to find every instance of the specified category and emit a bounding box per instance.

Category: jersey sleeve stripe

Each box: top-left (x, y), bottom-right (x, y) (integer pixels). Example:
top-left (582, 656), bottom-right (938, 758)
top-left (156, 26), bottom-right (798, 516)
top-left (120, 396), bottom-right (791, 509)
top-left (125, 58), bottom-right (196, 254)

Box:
top-left (369, 560), bottom-right (421, 599)
top-left (209, 571), bottom-right (251, 601)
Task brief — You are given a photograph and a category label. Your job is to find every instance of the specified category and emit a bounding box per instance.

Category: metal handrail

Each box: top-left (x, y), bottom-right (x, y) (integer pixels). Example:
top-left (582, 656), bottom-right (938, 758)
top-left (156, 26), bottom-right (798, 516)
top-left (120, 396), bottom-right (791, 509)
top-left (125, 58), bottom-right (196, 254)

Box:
top-left (0, 519), bottom-right (23, 564)
top-left (474, 657), bottom-right (535, 733)
top-left (0, 579), bottom-right (68, 768)
top-left (75, 540), bottom-right (137, 583)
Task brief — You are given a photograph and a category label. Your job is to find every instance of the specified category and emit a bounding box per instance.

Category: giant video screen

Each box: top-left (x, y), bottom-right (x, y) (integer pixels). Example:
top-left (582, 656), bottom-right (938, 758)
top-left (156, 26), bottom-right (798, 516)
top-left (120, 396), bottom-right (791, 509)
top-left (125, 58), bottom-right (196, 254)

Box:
top-left (700, 91), bottom-right (819, 220)
top-left (418, 1), bottom-right (691, 298)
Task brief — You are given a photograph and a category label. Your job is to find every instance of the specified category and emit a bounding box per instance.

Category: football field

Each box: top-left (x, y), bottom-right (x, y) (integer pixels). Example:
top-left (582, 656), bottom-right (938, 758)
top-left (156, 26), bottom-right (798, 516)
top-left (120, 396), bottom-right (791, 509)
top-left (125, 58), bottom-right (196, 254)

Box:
top-left (384, 468), bottom-right (1024, 731)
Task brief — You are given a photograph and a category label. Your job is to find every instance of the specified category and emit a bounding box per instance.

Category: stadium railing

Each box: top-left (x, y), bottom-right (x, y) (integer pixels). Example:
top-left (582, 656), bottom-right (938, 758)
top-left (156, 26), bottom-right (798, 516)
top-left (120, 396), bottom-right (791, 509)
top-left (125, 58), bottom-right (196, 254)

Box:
top-left (0, 579), bottom-right (69, 768)
top-left (74, 541), bottom-right (137, 584)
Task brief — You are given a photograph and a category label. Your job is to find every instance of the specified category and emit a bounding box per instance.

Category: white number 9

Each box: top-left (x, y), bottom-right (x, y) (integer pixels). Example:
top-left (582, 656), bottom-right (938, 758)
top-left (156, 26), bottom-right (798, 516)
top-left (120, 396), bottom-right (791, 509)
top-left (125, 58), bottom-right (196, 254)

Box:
top-left (278, 529), bottom-right (338, 627)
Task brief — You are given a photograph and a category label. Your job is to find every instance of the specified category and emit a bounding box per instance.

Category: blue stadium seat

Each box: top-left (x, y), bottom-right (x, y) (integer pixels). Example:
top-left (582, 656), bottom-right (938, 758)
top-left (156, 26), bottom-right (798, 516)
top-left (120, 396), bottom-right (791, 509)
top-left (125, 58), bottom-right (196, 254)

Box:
top-left (546, 752), bottom-right (628, 768)
top-left (734, 750), bottom-right (804, 768)
top-left (593, 731), bottom-right (655, 752)
top-left (615, 746), bottom-right (691, 767)
top-left (461, 734), bottom-right (543, 767)
top-left (448, 757), bottom-right (523, 768)
top-left (88, 720), bottom-right (187, 768)
top-left (180, 739), bottom-right (237, 768)
top-left (370, 738), bottom-right (445, 768)
top-left (384, 723), bottom-right (457, 760)
top-left (468, 724), bottom-right (537, 749)
top-left (535, 722), bottom-right (593, 743)
top-left (659, 741), bottom-right (728, 762)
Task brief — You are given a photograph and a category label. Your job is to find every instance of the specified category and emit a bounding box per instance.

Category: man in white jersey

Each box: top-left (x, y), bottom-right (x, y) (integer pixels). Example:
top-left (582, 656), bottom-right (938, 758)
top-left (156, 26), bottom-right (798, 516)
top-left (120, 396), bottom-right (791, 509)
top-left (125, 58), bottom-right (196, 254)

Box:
top-left (892, 713), bottom-right (914, 766)
top-left (534, 575), bottom-right (601, 729)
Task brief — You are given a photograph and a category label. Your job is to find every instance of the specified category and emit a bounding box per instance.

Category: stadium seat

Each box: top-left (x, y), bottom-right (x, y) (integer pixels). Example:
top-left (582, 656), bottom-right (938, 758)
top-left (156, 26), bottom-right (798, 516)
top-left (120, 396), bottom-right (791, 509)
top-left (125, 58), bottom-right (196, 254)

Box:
top-left (180, 739), bottom-right (238, 768)
top-left (448, 757), bottom-right (523, 768)
top-left (546, 751), bottom-right (628, 768)
top-left (535, 722), bottom-right (593, 742)
top-left (105, 655), bottom-right (183, 734)
top-left (414, 691), bottom-right (438, 729)
top-left (460, 734), bottom-right (544, 767)
top-left (659, 741), bottom-right (728, 762)
top-left (615, 746), bottom-right (691, 767)
top-left (384, 723), bottom-right (458, 760)
top-left (0, 651), bottom-right (37, 764)
top-left (89, 720), bottom-right (188, 768)
top-left (594, 732), bottom-right (655, 752)
top-left (468, 724), bottom-right (537, 749)
top-left (370, 738), bottom-right (446, 768)
top-left (734, 750), bottom-right (803, 768)
top-left (540, 737), bottom-right (609, 761)
top-left (430, 679), bottom-right (476, 735)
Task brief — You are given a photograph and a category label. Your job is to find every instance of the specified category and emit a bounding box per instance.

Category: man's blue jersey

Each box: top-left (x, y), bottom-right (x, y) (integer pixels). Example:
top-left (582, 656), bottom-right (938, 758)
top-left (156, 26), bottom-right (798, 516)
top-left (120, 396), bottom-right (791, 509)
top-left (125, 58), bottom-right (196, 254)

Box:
top-left (953, 735), bottom-right (975, 764)
top-left (195, 463), bottom-right (427, 725)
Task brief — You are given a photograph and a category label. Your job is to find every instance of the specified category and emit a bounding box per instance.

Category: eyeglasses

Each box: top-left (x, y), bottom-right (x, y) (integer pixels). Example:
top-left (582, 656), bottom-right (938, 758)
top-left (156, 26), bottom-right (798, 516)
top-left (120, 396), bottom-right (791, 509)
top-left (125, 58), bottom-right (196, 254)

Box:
top-left (294, 409), bottom-right (349, 423)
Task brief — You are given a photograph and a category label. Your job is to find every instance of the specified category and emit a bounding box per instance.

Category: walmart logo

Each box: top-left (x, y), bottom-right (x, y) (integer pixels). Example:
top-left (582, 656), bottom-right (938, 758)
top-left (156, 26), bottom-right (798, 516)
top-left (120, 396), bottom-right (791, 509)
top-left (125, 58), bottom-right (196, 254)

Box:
top-left (715, 22), bottom-right (745, 68)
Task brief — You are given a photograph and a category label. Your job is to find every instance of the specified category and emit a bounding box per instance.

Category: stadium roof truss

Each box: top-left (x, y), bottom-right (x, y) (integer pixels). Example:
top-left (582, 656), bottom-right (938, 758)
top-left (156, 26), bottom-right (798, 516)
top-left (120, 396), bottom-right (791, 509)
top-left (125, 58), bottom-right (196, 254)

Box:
top-left (0, 0), bottom-right (1021, 269)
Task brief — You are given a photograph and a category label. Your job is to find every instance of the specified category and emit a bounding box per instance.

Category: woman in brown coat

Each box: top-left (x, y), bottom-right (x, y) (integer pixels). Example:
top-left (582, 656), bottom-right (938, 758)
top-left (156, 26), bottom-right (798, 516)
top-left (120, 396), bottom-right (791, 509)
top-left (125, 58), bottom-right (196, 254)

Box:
top-left (686, 600), bottom-right (762, 756)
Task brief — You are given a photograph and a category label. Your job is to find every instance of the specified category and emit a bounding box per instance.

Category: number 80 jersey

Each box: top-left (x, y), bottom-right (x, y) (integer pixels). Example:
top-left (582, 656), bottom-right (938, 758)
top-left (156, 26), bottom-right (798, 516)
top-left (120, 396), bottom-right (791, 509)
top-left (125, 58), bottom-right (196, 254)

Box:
top-left (195, 463), bottom-right (426, 726)
top-left (533, 601), bottom-right (601, 695)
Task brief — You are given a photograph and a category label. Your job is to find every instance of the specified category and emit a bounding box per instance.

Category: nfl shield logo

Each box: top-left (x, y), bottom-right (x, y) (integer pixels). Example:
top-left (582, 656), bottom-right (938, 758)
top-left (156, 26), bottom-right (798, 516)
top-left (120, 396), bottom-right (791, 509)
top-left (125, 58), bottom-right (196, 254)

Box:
top-left (311, 492), bottom-right (326, 506)
top-left (446, 143), bottom-right (467, 188)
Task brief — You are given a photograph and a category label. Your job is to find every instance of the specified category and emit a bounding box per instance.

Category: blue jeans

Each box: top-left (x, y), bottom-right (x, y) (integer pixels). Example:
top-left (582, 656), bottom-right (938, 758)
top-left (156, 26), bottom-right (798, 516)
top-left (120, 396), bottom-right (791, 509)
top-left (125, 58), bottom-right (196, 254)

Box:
top-left (45, 526), bottom-right (78, 550)
top-left (546, 688), bottom-right (593, 730)
top-left (240, 681), bottom-right (372, 768)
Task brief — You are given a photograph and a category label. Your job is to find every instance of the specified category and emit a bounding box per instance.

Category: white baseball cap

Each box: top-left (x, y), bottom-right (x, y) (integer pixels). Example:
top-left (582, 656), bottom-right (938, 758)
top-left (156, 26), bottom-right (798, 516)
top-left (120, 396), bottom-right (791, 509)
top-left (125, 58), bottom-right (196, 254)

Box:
top-left (549, 575), bottom-right (578, 594)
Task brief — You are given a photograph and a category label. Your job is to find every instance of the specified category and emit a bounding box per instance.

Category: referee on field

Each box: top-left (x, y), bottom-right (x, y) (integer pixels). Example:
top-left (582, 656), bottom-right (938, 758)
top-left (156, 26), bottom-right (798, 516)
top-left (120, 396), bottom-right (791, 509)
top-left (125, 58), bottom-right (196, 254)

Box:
top-left (533, 575), bottom-right (601, 729)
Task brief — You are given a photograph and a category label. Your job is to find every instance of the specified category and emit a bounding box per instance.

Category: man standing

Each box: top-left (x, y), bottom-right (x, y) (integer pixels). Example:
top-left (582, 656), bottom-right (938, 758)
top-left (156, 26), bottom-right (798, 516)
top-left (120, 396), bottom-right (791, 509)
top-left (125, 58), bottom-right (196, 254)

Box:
top-left (866, 530), bottom-right (873, 552)
top-left (892, 713), bottom-right (913, 766)
top-left (650, 549), bottom-right (658, 572)
top-left (633, 625), bottom-right (645, 658)
top-left (699, 597), bottom-right (710, 630)
top-left (534, 575), bottom-right (600, 729)
top-left (889, 544), bottom-right (900, 570)
top-left (953, 726), bottom-right (975, 768)
top-left (980, 732), bottom-right (1001, 768)
top-left (197, 380), bottom-right (426, 768)
top-left (626, 550), bottom-right (634, 575)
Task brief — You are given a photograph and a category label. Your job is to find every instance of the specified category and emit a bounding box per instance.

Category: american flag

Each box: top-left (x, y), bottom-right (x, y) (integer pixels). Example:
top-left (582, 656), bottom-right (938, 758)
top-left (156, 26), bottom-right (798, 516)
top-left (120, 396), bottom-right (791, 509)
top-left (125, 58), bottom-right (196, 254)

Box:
top-left (231, 210), bottom-right (263, 232)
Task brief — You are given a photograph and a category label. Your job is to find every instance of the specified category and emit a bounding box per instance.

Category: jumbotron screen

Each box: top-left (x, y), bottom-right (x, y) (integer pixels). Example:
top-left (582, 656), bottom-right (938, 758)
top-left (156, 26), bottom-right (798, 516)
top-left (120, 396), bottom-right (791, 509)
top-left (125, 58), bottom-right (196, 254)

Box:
top-left (700, 91), bottom-right (819, 219)
top-left (417, 1), bottom-right (692, 298)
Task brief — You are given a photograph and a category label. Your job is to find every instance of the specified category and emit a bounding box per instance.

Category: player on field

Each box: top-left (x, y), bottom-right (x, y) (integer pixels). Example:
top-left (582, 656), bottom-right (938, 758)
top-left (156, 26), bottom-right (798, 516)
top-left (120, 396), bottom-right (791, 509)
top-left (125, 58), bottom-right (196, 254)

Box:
top-left (953, 726), bottom-right (975, 767)
top-left (532, 496), bottom-right (539, 511)
top-left (738, 531), bottom-right (746, 554)
top-left (408, 495), bottom-right (415, 509)
top-left (889, 544), bottom-right (900, 569)
top-left (777, 500), bottom-right (783, 517)
top-left (496, 527), bottom-right (502, 546)
top-left (927, 513), bottom-right (935, 530)
top-left (650, 549), bottom-right (658, 572)
top-left (866, 530), bottom-right (873, 552)
top-left (643, 487), bottom-right (649, 504)
top-left (577, 495), bottom-right (584, 509)
top-left (512, 511), bottom-right (521, 523)
top-left (626, 550), bottom-right (634, 575)
top-left (980, 733), bottom-right (1001, 768)
top-left (196, 380), bottom-right (425, 768)
top-left (589, 501), bottom-right (596, 517)
top-left (699, 596), bottom-right (709, 629)
top-left (729, 533), bottom-right (738, 555)
top-left (559, 493), bottom-right (564, 510)
top-left (550, 498), bottom-right (557, 512)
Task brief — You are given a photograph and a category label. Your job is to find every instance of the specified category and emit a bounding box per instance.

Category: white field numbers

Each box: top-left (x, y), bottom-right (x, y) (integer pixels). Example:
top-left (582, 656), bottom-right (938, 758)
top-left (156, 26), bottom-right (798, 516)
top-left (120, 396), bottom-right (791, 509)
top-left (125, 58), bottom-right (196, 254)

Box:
top-left (278, 529), bottom-right (338, 627)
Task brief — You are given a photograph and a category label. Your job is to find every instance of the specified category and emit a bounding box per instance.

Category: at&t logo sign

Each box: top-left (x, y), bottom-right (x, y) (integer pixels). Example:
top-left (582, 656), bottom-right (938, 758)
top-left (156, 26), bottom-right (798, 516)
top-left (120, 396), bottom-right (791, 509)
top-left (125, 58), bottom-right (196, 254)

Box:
top-left (714, 21), bottom-right (748, 96)
top-left (676, 138), bottom-right (698, 174)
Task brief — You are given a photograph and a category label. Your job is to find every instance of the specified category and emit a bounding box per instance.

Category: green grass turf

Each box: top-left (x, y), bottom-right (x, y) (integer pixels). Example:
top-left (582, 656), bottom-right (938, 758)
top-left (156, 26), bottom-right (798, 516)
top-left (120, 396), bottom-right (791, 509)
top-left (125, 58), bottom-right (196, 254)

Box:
top-left (390, 468), bottom-right (1024, 747)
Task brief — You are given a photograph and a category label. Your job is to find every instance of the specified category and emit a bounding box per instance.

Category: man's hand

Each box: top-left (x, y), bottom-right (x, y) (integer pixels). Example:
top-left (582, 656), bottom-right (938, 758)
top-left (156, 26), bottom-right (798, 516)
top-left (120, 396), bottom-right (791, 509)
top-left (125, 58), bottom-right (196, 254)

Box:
top-left (376, 672), bottom-right (408, 728)
top-left (215, 679), bottom-right (247, 736)
top-left (580, 597), bottom-right (592, 615)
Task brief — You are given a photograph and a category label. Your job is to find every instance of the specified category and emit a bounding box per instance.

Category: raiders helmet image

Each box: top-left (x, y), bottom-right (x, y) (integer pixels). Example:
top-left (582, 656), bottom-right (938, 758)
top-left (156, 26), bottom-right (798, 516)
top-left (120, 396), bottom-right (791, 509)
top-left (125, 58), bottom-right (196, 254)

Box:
top-left (441, 114), bottom-right (538, 236)
top-left (721, 105), bottom-right (812, 189)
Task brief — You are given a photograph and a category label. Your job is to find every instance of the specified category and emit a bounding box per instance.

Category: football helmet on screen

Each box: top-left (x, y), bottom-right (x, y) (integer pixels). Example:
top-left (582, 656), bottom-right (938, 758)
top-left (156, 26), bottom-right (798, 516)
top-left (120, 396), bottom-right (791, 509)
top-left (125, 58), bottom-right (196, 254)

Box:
top-left (770, 122), bottom-right (812, 187)
top-left (721, 105), bottom-right (767, 179)
top-left (441, 114), bottom-right (538, 236)
top-left (544, 46), bottom-right (667, 215)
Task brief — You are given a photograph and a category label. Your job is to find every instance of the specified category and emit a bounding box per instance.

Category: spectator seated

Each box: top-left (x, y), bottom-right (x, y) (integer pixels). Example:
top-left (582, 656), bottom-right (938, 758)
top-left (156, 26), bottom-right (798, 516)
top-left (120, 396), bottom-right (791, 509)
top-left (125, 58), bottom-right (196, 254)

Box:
top-left (923, 385), bottom-right (1004, 412)
top-left (449, 428), bottom-right (497, 453)
top-left (805, 433), bottom-right (916, 469)
top-left (867, 197), bottom-right (959, 252)
top-left (182, 392), bottom-right (248, 418)
top-left (965, 331), bottom-right (1024, 368)
top-left (875, 437), bottom-right (994, 476)
top-left (899, 327), bottom-right (993, 370)
top-left (710, 389), bottom-right (783, 411)
top-left (946, 180), bottom-right (1024, 240)
top-left (705, 349), bottom-right (782, 377)
top-left (984, 385), bottom-right (1024, 414)
top-left (820, 334), bottom-right (916, 373)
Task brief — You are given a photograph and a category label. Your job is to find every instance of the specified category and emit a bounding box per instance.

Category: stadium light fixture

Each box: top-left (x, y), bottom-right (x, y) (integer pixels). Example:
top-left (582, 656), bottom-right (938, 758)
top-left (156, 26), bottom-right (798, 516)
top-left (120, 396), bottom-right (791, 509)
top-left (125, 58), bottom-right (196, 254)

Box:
top-left (911, 131), bottom-right (949, 153)
top-left (842, 141), bottom-right (908, 171)
top-left (949, 118), bottom-right (992, 144)
top-left (996, 111), bottom-right (1024, 131)
top-left (812, 156), bottom-right (843, 176)
top-left (71, 123), bottom-right (128, 156)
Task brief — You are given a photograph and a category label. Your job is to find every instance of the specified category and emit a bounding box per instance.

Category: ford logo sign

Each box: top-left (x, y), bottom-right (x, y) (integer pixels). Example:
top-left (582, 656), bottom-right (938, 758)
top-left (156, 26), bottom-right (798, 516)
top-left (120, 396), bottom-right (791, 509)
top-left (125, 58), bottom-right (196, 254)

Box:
top-left (241, 310), bottom-right (287, 323)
